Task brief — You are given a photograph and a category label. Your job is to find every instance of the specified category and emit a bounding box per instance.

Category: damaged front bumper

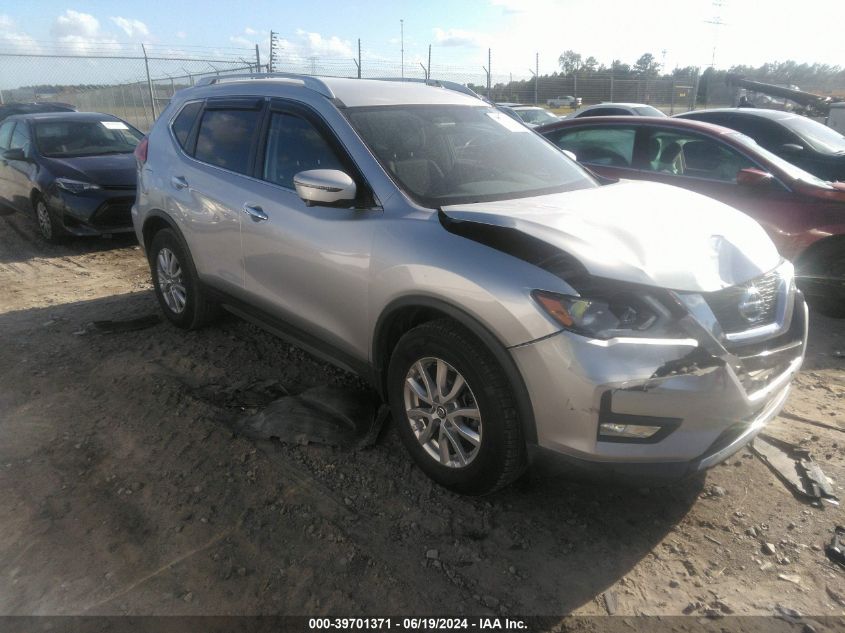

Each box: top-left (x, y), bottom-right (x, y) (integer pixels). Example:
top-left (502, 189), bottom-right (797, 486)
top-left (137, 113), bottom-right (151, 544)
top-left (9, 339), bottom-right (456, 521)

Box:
top-left (510, 285), bottom-right (808, 478)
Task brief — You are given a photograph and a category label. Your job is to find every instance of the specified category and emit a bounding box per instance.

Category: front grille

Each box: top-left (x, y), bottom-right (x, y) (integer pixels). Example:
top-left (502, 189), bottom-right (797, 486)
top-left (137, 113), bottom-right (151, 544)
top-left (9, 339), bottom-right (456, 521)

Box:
top-left (91, 198), bottom-right (133, 228)
top-left (703, 270), bottom-right (780, 334)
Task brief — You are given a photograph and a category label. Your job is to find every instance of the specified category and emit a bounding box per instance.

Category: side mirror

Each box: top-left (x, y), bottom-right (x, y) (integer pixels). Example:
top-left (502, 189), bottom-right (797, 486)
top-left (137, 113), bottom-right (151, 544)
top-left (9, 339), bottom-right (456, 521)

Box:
top-left (780, 143), bottom-right (804, 154)
top-left (561, 149), bottom-right (578, 162)
top-left (2, 148), bottom-right (27, 161)
top-left (293, 169), bottom-right (357, 207)
top-left (736, 167), bottom-right (774, 187)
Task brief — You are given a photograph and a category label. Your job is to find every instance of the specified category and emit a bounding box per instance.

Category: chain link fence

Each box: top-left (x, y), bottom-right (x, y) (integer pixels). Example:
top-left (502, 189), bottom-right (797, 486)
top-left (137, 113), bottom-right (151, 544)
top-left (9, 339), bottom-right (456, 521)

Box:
top-left (1, 44), bottom-right (710, 131)
top-left (0, 48), bottom-right (262, 131)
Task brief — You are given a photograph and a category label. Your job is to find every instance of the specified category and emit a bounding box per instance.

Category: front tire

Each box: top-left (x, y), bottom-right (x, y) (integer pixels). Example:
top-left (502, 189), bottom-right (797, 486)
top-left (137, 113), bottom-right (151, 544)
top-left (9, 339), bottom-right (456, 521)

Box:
top-left (797, 242), bottom-right (845, 318)
top-left (387, 319), bottom-right (527, 495)
top-left (148, 228), bottom-right (218, 329)
top-left (33, 196), bottom-right (67, 244)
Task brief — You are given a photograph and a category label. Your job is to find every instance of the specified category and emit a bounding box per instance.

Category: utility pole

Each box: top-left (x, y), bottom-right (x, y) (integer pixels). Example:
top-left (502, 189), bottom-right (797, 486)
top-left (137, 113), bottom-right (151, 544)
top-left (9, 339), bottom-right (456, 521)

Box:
top-left (535, 52), bottom-right (539, 105)
top-left (269, 31), bottom-right (279, 72)
top-left (141, 43), bottom-right (158, 119)
top-left (487, 48), bottom-right (492, 97)
top-left (400, 19), bottom-right (404, 79)
top-left (704, 0), bottom-right (727, 68)
top-left (353, 39), bottom-right (361, 78)
top-left (255, 44), bottom-right (261, 73)
top-left (428, 44), bottom-right (431, 80)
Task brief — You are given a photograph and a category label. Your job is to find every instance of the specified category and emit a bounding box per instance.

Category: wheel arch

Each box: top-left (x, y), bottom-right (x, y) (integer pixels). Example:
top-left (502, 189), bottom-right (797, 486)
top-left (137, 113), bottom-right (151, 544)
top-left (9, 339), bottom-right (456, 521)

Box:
top-left (794, 232), bottom-right (845, 270)
top-left (373, 296), bottom-right (538, 444)
top-left (141, 210), bottom-right (186, 254)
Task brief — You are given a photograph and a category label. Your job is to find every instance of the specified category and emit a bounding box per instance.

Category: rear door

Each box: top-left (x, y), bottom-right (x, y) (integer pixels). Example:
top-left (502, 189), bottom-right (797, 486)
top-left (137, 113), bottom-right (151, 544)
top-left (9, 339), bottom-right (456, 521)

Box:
top-left (167, 97), bottom-right (264, 297)
top-left (238, 99), bottom-right (379, 365)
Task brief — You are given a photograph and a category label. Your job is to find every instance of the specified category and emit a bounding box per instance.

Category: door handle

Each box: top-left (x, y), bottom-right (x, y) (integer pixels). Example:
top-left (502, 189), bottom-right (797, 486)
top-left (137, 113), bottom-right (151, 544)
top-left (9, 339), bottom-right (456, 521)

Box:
top-left (242, 204), bottom-right (268, 222)
top-left (171, 176), bottom-right (189, 190)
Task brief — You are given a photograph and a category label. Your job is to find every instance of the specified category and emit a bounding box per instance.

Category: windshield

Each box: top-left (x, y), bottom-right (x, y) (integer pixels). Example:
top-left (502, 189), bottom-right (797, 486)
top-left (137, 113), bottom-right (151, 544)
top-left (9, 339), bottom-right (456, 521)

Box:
top-left (345, 104), bottom-right (595, 207)
top-left (634, 106), bottom-right (667, 117)
top-left (782, 115), bottom-right (845, 154)
top-left (516, 108), bottom-right (559, 125)
top-left (731, 132), bottom-right (834, 188)
top-left (34, 120), bottom-right (142, 158)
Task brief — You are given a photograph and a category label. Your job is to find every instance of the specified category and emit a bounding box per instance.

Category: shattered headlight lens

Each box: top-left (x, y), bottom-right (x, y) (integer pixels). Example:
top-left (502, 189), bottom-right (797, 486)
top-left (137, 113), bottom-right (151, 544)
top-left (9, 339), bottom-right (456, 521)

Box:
top-left (532, 289), bottom-right (674, 339)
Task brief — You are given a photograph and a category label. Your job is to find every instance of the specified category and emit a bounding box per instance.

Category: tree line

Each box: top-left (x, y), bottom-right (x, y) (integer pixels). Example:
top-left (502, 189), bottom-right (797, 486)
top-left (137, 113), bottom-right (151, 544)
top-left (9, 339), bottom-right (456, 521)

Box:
top-left (556, 50), bottom-right (845, 89)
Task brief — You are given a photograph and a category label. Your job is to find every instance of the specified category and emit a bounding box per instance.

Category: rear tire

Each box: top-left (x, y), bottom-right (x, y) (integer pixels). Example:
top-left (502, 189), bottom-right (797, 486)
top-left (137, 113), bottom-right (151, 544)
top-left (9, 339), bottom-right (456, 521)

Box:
top-left (797, 242), bottom-right (845, 318)
top-left (148, 228), bottom-right (219, 329)
top-left (387, 319), bottom-right (527, 495)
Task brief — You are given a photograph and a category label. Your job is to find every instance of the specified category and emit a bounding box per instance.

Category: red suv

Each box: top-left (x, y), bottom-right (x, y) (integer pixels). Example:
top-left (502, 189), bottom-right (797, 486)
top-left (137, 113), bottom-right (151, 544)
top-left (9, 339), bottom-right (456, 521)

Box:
top-left (538, 116), bottom-right (845, 316)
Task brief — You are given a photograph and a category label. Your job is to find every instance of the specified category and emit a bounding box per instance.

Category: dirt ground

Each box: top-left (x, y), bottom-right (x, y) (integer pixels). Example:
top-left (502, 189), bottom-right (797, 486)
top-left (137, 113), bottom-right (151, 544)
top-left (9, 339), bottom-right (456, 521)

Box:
top-left (1, 204), bottom-right (845, 620)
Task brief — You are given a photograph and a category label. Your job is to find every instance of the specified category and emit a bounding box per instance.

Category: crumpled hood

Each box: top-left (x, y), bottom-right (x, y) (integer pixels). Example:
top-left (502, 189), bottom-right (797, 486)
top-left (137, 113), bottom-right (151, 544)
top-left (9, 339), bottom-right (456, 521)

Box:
top-left (42, 153), bottom-right (137, 188)
top-left (441, 180), bottom-right (780, 292)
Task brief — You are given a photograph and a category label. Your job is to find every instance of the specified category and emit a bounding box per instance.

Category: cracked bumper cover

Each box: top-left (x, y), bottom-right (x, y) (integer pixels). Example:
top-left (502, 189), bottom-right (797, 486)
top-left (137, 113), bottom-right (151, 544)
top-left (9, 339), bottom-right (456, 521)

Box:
top-left (510, 295), bottom-right (808, 477)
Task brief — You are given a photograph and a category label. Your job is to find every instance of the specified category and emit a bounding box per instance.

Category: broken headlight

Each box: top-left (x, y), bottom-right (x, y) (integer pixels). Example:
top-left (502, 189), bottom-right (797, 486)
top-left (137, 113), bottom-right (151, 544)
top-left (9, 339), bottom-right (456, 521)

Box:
top-left (533, 289), bottom-right (676, 340)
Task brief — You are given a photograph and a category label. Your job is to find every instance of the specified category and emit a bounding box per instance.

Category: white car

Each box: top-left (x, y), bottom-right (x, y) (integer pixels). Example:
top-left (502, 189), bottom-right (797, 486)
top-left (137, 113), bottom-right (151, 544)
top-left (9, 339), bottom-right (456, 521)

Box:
top-left (569, 102), bottom-right (667, 118)
top-left (499, 105), bottom-right (561, 127)
top-left (547, 96), bottom-right (581, 108)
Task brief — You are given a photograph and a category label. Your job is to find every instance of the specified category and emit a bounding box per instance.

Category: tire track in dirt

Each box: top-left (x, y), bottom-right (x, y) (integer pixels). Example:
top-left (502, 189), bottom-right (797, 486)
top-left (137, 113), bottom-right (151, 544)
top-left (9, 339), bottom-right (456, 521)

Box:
top-left (0, 210), bottom-right (150, 314)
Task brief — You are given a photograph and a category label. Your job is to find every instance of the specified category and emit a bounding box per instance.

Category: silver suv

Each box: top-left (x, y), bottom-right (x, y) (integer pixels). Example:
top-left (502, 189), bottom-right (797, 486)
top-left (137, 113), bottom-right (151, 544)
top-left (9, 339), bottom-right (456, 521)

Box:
top-left (133, 74), bottom-right (808, 494)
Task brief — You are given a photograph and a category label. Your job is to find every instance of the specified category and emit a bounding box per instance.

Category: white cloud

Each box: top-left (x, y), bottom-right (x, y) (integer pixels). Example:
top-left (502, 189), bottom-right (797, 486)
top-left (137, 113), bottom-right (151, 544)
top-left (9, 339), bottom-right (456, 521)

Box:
top-left (433, 28), bottom-right (488, 48)
top-left (244, 27), bottom-right (258, 36)
top-left (0, 14), bottom-right (40, 53)
top-left (294, 30), bottom-right (354, 58)
top-left (52, 10), bottom-right (100, 39)
top-left (489, 0), bottom-right (530, 13)
top-left (175, 31), bottom-right (187, 39)
top-left (230, 35), bottom-right (255, 48)
top-left (110, 17), bottom-right (150, 38)
top-left (49, 9), bottom-right (119, 54)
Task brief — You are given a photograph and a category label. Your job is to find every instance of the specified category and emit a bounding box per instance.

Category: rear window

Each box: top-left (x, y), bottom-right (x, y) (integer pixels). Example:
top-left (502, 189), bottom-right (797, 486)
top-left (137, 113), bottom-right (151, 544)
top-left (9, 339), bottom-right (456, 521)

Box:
top-left (194, 109), bottom-right (261, 174)
top-left (634, 106), bottom-right (666, 117)
top-left (171, 101), bottom-right (202, 150)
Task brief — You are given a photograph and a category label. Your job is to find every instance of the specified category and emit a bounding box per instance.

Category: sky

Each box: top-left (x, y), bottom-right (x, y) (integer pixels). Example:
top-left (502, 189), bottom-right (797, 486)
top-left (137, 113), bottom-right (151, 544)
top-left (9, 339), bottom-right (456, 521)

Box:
top-left (0, 0), bottom-right (843, 84)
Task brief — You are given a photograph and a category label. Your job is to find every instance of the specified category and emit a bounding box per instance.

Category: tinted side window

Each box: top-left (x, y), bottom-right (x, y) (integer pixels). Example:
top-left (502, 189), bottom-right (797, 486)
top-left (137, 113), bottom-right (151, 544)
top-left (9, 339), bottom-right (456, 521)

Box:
top-left (194, 109), bottom-right (261, 174)
top-left (734, 117), bottom-right (795, 149)
top-left (262, 112), bottom-right (344, 189)
top-left (10, 123), bottom-right (31, 150)
top-left (579, 108), bottom-right (630, 117)
top-left (550, 127), bottom-right (636, 167)
top-left (171, 101), bottom-right (202, 150)
top-left (642, 129), bottom-right (754, 182)
top-left (0, 121), bottom-right (14, 149)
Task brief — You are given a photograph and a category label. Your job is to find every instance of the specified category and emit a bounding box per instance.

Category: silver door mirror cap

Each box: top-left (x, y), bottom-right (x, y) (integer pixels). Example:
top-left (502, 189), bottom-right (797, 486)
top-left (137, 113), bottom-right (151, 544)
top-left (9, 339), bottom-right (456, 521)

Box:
top-left (293, 169), bottom-right (357, 207)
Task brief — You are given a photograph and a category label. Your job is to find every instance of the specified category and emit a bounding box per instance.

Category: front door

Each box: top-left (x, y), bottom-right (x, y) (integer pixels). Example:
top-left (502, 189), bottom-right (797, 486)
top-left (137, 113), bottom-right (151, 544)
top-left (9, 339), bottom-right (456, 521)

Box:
top-left (239, 101), bottom-right (379, 365)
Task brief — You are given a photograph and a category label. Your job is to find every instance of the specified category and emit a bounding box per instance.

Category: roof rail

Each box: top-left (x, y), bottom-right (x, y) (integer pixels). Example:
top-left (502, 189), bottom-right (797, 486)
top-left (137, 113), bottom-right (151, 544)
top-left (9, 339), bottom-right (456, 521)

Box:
top-left (194, 72), bottom-right (336, 99)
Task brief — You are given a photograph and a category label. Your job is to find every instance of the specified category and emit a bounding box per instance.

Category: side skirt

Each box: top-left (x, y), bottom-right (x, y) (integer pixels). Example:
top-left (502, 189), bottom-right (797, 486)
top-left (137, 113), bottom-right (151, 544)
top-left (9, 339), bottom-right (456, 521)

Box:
top-left (202, 284), bottom-right (378, 390)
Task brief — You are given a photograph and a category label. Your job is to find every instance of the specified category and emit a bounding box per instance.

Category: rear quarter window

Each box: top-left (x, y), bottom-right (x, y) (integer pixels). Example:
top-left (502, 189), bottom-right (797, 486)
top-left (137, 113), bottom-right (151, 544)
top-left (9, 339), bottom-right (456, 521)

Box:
top-left (194, 108), bottom-right (261, 175)
top-left (171, 101), bottom-right (202, 151)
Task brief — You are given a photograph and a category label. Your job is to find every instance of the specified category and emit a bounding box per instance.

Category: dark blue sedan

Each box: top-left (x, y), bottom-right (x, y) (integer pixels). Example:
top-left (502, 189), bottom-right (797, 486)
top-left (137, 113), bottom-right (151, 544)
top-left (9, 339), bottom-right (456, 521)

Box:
top-left (0, 112), bottom-right (142, 242)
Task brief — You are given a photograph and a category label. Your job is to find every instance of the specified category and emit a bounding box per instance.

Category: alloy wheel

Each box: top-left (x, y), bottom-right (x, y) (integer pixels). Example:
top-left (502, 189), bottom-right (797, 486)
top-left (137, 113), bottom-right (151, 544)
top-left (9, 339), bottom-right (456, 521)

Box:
top-left (36, 201), bottom-right (52, 239)
top-left (156, 247), bottom-right (187, 314)
top-left (403, 357), bottom-right (482, 468)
